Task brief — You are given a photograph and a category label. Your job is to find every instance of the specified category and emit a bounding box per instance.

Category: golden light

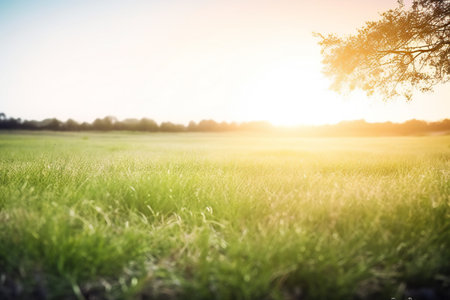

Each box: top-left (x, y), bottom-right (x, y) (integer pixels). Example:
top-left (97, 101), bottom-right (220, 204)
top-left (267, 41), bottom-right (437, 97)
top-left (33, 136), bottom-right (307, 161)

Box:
top-left (232, 58), bottom-right (351, 126)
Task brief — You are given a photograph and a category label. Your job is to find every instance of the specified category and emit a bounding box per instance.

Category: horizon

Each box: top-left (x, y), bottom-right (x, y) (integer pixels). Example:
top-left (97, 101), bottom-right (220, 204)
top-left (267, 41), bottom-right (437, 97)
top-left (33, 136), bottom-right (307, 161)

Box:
top-left (2, 111), bottom-right (449, 129)
top-left (1, 0), bottom-right (449, 125)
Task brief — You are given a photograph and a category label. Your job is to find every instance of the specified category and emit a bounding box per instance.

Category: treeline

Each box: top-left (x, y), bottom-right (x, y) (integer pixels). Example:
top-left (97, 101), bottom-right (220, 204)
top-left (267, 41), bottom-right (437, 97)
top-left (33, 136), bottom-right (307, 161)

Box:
top-left (294, 119), bottom-right (450, 136)
top-left (0, 113), bottom-right (449, 136)
top-left (0, 114), bottom-right (271, 132)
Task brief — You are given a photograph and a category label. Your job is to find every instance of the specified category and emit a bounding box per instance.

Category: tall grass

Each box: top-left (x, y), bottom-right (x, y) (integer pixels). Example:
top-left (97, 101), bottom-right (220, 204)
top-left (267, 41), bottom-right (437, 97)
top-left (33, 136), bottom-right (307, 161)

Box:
top-left (0, 132), bottom-right (448, 299)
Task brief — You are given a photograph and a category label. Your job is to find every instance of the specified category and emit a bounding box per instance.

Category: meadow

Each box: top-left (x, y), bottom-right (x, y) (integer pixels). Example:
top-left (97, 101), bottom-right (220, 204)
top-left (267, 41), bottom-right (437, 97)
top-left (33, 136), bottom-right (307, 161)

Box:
top-left (0, 131), bottom-right (448, 300)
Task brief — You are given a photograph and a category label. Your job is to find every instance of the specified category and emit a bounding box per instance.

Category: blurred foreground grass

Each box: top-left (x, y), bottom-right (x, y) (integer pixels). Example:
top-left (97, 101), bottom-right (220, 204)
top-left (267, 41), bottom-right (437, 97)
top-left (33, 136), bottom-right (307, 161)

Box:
top-left (0, 132), bottom-right (449, 299)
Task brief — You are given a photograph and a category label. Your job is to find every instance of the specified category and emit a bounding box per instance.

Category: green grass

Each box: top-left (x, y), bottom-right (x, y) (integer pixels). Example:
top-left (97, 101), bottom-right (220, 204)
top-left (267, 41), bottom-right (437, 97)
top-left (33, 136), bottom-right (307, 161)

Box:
top-left (0, 131), bottom-right (449, 299)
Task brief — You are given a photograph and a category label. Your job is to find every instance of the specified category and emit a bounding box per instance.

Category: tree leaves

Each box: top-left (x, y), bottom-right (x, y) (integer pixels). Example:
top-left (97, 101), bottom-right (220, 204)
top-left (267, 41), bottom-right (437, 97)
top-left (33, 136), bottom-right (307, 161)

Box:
top-left (317, 0), bottom-right (449, 100)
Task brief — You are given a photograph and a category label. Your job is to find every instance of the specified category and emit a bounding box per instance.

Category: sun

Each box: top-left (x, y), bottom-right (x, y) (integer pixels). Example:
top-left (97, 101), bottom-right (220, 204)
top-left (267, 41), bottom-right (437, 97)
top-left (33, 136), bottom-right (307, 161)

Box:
top-left (233, 60), bottom-right (349, 126)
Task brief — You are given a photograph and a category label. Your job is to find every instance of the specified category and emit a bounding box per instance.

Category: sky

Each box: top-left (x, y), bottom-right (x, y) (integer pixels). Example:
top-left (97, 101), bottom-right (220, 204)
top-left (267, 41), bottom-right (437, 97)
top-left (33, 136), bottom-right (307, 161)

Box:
top-left (0, 0), bottom-right (449, 125)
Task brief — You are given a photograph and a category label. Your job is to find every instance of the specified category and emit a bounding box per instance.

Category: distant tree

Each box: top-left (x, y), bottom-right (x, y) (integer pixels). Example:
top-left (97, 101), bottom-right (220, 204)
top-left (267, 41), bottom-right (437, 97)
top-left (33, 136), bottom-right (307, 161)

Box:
top-left (79, 122), bottom-right (91, 131)
top-left (93, 116), bottom-right (116, 131)
top-left (120, 118), bottom-right (139, 131)
top-left (187, 121), bottom-right (198, 131)
top-left (160, 122), bottom-right (185, 132)
top-left (92, 118), bottom-right (105, 130)
top-left (197, 119), bottom-right (220, 131)
top-left (401, 119), bottom-right (428, 134)
top-left (21, 120), bottom-right (37, 130)
top-left (138, 118), bottom-right (158, 131)
top-left (218, 121), bottom-right (231, 131)
top-left (429, 118), bottom-right (450, 131)
top-left (43, 118), bottom-right (63, 131)
top-left (317, 0), bottom-right (449, 100)
top-left (64, 119), bottom-right (79, 131)
top-left (226, 121), bottom-right (239, 131)
top-left (0, 114), bottom-right (22, 129)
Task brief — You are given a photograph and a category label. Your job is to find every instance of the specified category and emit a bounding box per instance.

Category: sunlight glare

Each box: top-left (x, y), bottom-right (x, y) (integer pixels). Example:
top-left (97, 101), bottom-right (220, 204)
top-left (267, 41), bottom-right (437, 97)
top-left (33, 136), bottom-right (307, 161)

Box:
top-left (234, 60), bottom-right (348, 126)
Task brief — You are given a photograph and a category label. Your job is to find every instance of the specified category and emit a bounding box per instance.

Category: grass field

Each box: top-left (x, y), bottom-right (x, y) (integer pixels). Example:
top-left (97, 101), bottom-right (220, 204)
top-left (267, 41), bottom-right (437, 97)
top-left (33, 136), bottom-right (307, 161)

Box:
top-left (0, 132), bottom-right (449, 300)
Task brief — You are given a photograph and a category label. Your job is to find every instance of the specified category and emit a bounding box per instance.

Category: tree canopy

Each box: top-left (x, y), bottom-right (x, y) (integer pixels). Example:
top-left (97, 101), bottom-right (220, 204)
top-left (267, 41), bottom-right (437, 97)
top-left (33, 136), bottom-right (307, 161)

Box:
top-left (317, 0), bottom-right (449, 100)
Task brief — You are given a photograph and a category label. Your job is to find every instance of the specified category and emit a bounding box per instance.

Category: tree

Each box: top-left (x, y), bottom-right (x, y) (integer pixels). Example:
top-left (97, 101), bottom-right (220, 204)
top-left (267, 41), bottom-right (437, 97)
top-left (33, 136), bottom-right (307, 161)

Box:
top-left (92, 116), bottom-right (116, 131)
top-left (64, 119), bottom-right (80, 131)
top-left (43, 118), bottom-right (62, 131)
top-left (160, 122), bottom-right (185, 132)
top-left (316, 0), bottom-right (449, 100)
top-left (137, 118), bottom-right (158, 132)
top-left (197, 119), bottom-right (220, 131)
